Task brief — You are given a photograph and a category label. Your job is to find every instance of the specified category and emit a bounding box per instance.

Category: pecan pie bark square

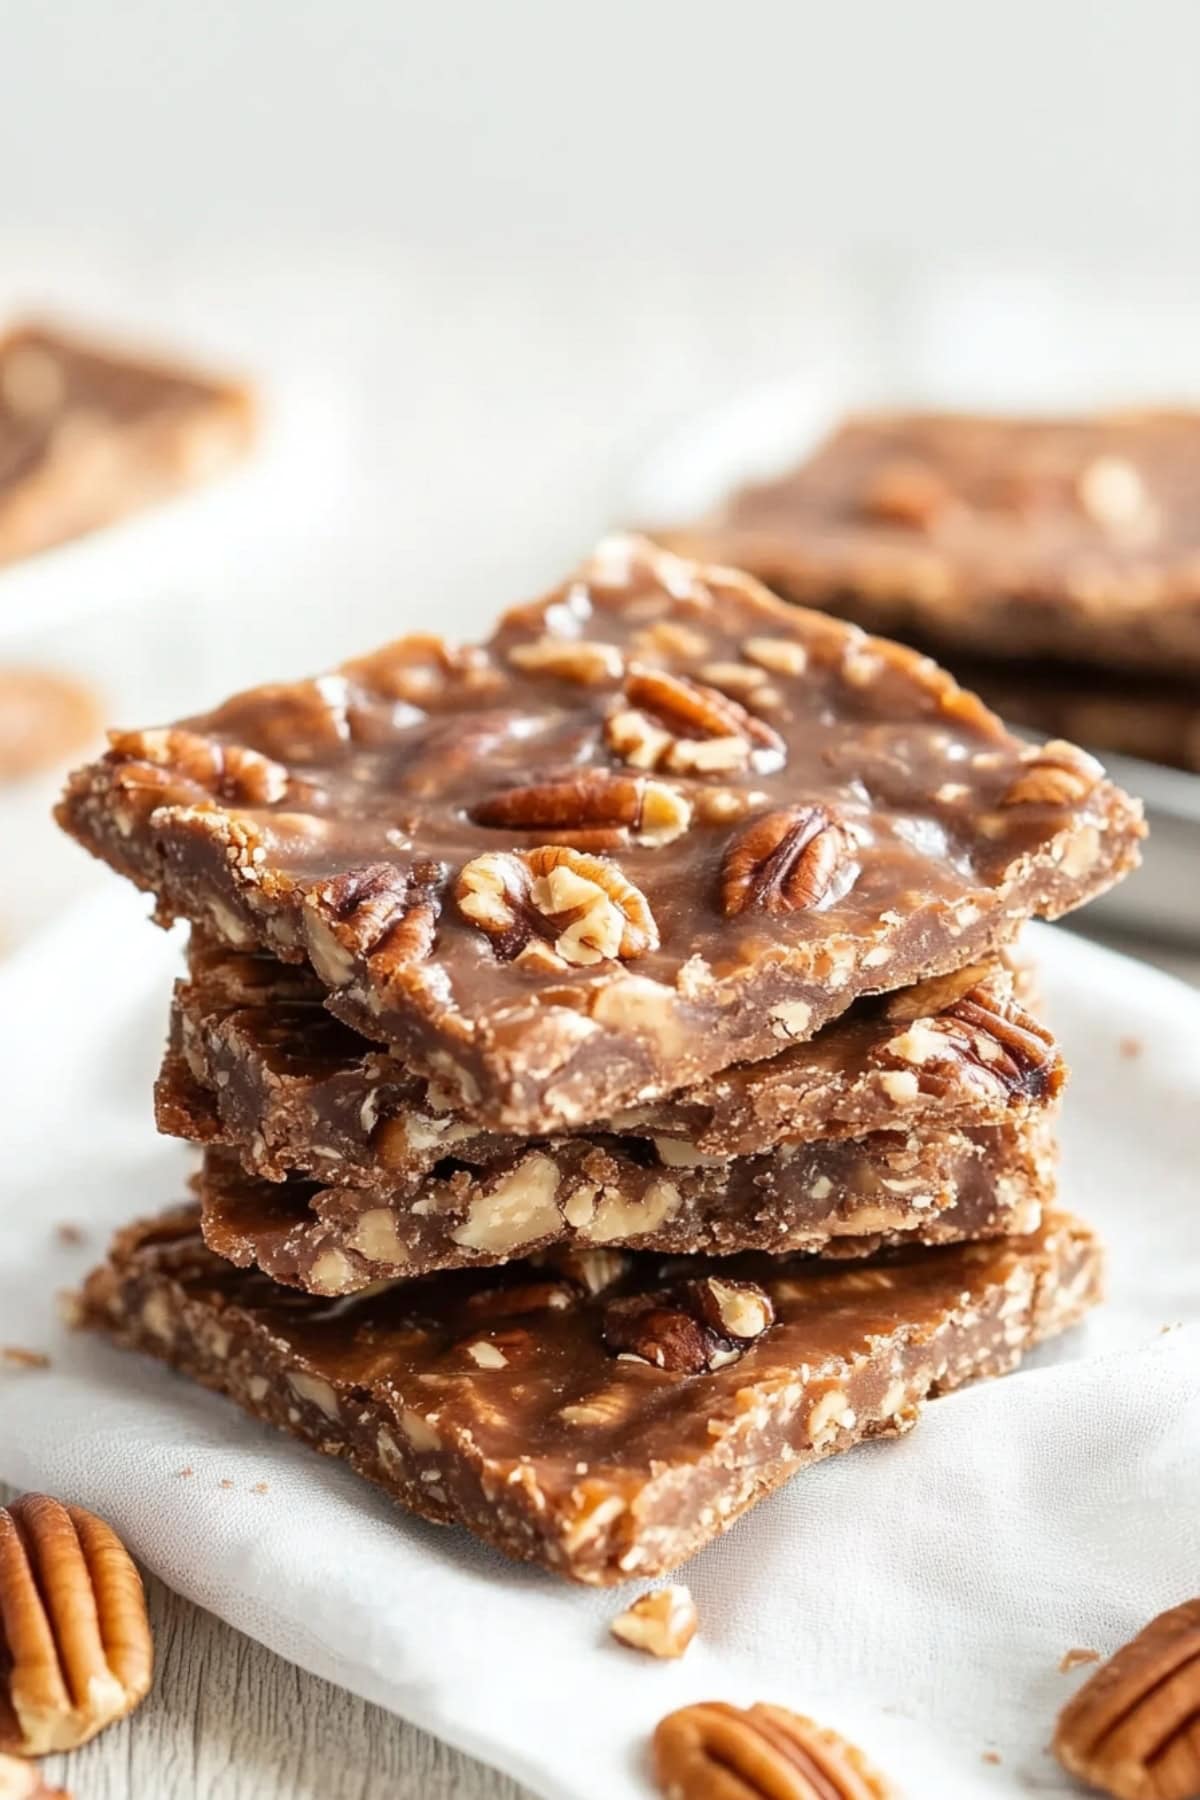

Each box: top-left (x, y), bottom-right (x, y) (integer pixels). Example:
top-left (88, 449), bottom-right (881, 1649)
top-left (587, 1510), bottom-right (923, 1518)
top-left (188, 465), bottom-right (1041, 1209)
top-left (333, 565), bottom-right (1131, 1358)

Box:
top-left (186, 1111), bottom-right (1053, 1292)
top-left (158, 935), bottom-right (1063, 1187)
top-left (655, 411), bottom-right (1200, 677)
top-left (0, 319), bottom-right (255, 564)
top-left (58, 536), bottom-right (1141, 1132)
top-left (79, 1206), bottom-right (1102, 1583)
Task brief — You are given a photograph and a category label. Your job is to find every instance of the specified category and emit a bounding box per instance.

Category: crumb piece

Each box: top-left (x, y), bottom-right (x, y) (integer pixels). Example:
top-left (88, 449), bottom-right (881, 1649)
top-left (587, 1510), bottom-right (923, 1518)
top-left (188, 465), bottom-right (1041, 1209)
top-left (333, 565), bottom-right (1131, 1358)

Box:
top-left (1118, 1036), bottom-right (1143, 1059)
top-left (610, 1584), bottom-right (698, 1658)
top-left (176, 1466), bottom-right (194, 1478)
top-left (56, 1289), bottom-right (85, 1329)
top-left (219, 1478), bottom-right (234, 1490)
top-left (55, 1222), bottom-right (86, 1246)
top-left (2, 1345), bottom-right (51, 1369)
top-left (251, 1481), bottom-right (269, 1495)
top-left (981, 1749), bottom-right (1002, 1764)
top-left (1160, 1322), bottom-right (1181, 1334)
top-left (1059, 1646), bottom-right (1101, 1673)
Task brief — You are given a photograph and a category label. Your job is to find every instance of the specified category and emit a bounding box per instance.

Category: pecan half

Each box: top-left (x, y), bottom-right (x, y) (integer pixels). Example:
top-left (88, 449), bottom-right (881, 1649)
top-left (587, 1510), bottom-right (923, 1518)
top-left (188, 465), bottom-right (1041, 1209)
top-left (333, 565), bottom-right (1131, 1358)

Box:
top-left (108, 727), bottom-right (289, 806)
top-left (653, 1701), bottom-right (894, 1799)
top-left (346, 633), bottom-right (499, 705)
top-left (302, 862), bottom-right (441, 989)
top-left (1053, 1597), bottom-right (1200, 1800)
top-left (0, 1495), bottom-right (153, 1756)
top-left (881, 987), bottom-right (1061, 1103)
top-left (606, 665), bottom-right (786, 777)
top-left (721, 806), bottom-right (850, 917)
top-left (455, 846), bottom-right (658, 968)
top-left (602, 1275), bottom-right (773, 1373)
top-left (1000, 739), bottom-right (1103, 808)
top-left (611, 1586), bottom-right (698, 1659)
top-left (471, 773), bottom-right (690, 847)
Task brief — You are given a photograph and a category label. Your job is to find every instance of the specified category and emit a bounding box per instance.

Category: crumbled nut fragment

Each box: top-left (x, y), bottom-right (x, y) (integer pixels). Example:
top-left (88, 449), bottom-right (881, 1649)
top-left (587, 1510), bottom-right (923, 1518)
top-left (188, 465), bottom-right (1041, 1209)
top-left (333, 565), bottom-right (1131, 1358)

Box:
top-left (863, 456), bottom-right (954, 529)
top-left (1059, 1646), bottom-right (1101, 1673)
top-left (742, 635), bottom-right (809, 676)
top-left (1053, 1598), bottom-right (1200, 1800)
top-left (0, 1495), bottom-right (153, 1755)
top-left (546, 1246), bottom-right (633, 1294)
top-left (610, 1585), bottom-right (698, 1659)
top-left (456, 846), bottom-right (658, 967)
top-left (653, 1701), bottom-right (895, 1799)
top-left (722, 805), bottom-right (850, 917)
top-left (508, 637), bottom-right (623, 684)
top-left (1119, 1036), bottom-right (1143, 1061)
top-left (1000, 740), bottom-right (1103, 808)
top-left (1077, 456), bottom-right (1152, 532)
top-left (1, 1348), bottom-right (50, 1370)
top-left (472, 772), bottom-right (690, 847)
top-left (53, 1225), bottom-right (85, 1247)
top-left (602, 1274), bottom-right (772, 1373)
top-left (605, 665), bottom-right (786, 777)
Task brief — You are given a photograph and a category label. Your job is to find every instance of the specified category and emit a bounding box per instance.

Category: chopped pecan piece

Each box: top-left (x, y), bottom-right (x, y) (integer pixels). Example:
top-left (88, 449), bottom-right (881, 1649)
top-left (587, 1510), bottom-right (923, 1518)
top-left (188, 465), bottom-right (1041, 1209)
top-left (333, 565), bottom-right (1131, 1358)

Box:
top-left (605, 665), bottom-right (786, 776)
top-left (1053, 1597), bottom-right (1200, 1800)
top-left (108, 727), bottom-right (289, 806)
top-left (653, 1701), bottom-right (894, 1799)
top-left (602, 1274), bottom-right (773, 1373)
top-left (0, 1495), bottom-right (153, 1755)
top-left (507, 637), bottom-right (624, 684)
top-left (611, 1585), bottom-right (698, 1659)
top-left (1000, 739), bottom-right (1104, 808)
top-left (455, 846), bottom-right (658, 967)
top-left (721, 805), bottom-right (850, 917)
top-left (471, 773), bottom-right (690, 847)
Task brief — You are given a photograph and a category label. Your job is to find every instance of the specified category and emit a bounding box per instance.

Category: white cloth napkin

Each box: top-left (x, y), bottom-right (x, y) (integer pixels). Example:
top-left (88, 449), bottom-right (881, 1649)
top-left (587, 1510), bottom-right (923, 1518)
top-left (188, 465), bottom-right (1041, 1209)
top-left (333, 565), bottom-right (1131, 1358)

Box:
top-left (1, 888), bottom-right (1197, 1799)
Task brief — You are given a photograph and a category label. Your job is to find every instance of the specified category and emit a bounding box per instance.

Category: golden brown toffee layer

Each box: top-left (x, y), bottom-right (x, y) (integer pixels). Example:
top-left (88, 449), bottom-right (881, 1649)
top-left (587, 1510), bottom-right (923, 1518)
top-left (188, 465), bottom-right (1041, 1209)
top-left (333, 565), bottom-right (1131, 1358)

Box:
top-left (80, 1207), bottom-right (1102, 1583)
top-left (161, 935), bottom-right (1063, 1186)
top-left (188, 1116), bottom-right (1052, 1292)
top-left (0, 320), bottom-right (255, 564)
top-left (59, 536), bottom-right (1141, 1131)
top-left (656, 411), bottom-right (1200, 677)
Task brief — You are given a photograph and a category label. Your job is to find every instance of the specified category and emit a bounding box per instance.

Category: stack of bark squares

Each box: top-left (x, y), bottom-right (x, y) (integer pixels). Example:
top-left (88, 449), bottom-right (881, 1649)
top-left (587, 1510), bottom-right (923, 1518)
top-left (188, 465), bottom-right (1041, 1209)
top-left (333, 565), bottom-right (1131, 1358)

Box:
top-left (656, 409), bottom-right (1200, 772)
top-left (58, 537), bottom-right (1143, 1584)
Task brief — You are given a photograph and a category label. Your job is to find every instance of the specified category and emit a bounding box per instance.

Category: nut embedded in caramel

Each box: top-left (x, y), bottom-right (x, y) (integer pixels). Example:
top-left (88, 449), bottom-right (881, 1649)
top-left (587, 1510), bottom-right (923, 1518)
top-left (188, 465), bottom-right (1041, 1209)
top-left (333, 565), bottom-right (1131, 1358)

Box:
top-left (0, 1494), bottom-right (153, 1755)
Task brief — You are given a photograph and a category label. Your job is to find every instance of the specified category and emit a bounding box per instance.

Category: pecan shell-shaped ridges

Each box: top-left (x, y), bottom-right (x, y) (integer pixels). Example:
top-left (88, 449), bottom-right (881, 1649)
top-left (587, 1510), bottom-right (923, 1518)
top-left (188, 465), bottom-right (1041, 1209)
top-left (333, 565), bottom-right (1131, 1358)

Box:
top-left (653, 1701), bottom-right (894, 1799)
top-left (606, 665), bottom-right (786, 776)
top-left (602, 1274), bottom-right (772, 1374)
top-left (108, 727), bottom-right (289, 806)
top-left (1000, 738), bottom-right (1104, 808)
top-left (0, 1495), bottom-right (153, 1756)
top-left (1053, 1598), bottom-right (1200, 1800)
top-left (471, 773), bottom-right (690, 847)
top-left (942, 994), bottom-right (1062, 1100)
top-left (455, 846), bottom-right (657, 967)
top-left (302, 862), bottom-right (441, 989)
top-left (721, 806), bottom-right (849, 918)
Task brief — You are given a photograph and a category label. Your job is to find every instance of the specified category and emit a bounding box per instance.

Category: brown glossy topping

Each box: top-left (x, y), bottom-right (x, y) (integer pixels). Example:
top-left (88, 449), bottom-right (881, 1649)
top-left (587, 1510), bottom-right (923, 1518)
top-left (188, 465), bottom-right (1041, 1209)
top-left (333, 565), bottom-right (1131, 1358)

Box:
top-left (80, 1206), bottom-right (1101, 1582)
top-left (58, 535), bottom-right (1141, 1130)
top-left (657, 410), bottom-right (1200, 675)
top-left (162, 934), bottom-right (1065, 1195)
